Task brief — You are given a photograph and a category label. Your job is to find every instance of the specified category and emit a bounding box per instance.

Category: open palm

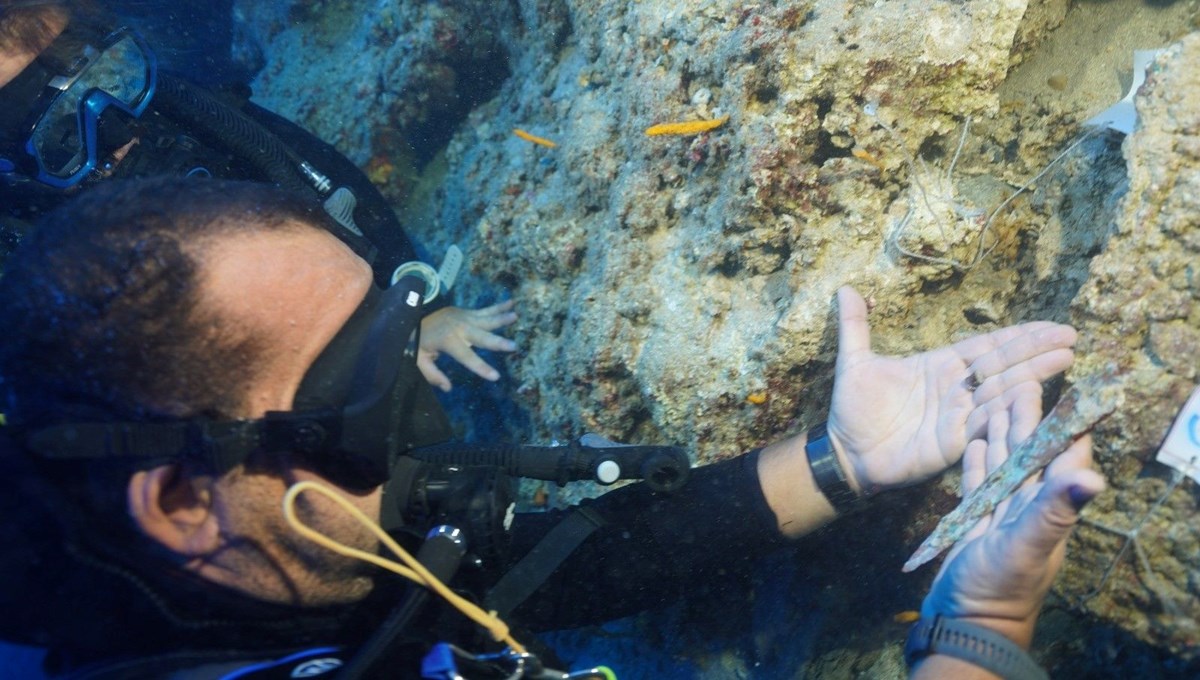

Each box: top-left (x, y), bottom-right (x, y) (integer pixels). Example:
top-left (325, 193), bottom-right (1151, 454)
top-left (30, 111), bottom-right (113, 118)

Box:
top-left (826, 287), bottom-right (1078, 494)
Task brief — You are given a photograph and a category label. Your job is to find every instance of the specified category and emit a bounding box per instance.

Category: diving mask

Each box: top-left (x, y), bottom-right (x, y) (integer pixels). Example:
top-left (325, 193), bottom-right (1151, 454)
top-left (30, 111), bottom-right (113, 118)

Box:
top-left (0, 23), bottom-right (156, 188)
top-left (22, 273), bottom-right (453, 489)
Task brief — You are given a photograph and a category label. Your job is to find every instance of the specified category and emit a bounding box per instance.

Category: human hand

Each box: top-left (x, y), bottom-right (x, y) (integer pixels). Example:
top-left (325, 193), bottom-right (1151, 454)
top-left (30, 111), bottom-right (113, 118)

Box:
top-left (919, 406), bottom-right (1105, 649)
top-left (417, 300), bottom-right (518, 392)
top-left (827, 286), bottom-right (1077, 495)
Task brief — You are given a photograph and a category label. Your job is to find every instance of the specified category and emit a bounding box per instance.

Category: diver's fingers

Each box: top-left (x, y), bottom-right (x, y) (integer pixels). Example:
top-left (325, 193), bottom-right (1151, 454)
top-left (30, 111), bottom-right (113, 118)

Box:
top-left (1045, 435), bottom-right (1096, 480)
top-left (958, 322), bottom-right (1076, 397)
top-left (475, 298), bottom-right (516, 315)
top-left (1007, 467), bottom-right (1105, 558)
top-left (417, 353), bottom-right (453, 392)
top-left (962, 439), bottom-right (987, 497)
top-left (965, 382), bottom-right (1041, 442)
top-left (1008, 389), bottom-right (1041, 452)
top-left (470, 300), bottom-right (518, 330)
top-left (447, 344), bottom-right (502, 382)
top-left (983, 411), bottom-right (1018, 530)
top-left (467, 327), bottom-right (518, 353)
top-left (996, 483), bottom-right (1041, 531)
top-left (959, 442), bottom-right (990, 544)
top-left (970, 347), bottom-right (1074, 406)
top-left (951, 321), bottom-right (1073, 367)
top-left (984, 409), bottom-right (1010, 472)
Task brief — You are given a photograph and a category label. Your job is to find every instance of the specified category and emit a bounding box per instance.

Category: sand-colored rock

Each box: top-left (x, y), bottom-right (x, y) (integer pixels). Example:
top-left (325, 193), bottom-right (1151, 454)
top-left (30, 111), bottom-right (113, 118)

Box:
top-left (1061, 35), bottom-right (1200, 658)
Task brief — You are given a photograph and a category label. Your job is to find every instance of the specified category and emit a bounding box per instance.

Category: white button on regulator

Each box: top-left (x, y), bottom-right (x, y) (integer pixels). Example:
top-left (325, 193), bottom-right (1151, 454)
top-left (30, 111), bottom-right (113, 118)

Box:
top-left (596, 459), bottom-right (621, 484)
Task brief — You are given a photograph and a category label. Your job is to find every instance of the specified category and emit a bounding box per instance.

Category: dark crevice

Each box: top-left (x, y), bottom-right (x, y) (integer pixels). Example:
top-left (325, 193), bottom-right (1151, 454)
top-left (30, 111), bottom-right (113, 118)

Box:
top-left (406, 51), bottom-right (511, 166)
top-left (753, 84), bottom-right (779, 105)
top-left (811, 94), bottom-right (852, 166)
top-left (916, 135), bottom-right (947, 163)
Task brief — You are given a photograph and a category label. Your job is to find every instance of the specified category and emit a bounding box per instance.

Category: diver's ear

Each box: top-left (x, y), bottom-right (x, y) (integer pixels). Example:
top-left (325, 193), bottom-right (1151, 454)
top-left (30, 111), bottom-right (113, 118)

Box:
top-left (127, 464), bottom-right (220, 557)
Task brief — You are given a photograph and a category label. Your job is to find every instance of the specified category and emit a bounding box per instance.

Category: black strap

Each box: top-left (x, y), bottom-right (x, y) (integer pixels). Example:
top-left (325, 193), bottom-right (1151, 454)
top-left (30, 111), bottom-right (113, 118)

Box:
top-left (23, 419), bottom-right (262, 473)
top-left (484, 507), bottom-right (607, 617)
top-left (905, 615), bottom-right (1049, 680)
top-left (805, 423), bottom-right (858, 514)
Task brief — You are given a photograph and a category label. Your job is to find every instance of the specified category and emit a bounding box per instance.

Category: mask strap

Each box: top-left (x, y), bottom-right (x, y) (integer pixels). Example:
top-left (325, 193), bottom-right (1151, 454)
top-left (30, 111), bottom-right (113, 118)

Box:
top-left (22, 419), bottom-right (263, 473)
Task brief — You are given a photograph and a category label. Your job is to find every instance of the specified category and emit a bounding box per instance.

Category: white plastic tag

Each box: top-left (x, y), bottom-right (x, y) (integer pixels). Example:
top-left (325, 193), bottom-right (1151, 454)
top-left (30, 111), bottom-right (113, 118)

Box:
top-left (1085, 49), bottom-right (1166, 134)
top-left (1155, 385), bottom-right (1200, 483)
top-left (438, 245), bottom-right (464, 291)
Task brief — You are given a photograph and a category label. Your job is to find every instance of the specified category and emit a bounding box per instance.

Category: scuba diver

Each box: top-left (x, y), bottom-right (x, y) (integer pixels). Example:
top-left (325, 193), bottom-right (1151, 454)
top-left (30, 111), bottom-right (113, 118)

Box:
top-left (0, 174), bottom-right (1099, 680)
top-left (0, 0), bottom-right (517, 394)
top-left (0, 3), bottom-right (1103, 679)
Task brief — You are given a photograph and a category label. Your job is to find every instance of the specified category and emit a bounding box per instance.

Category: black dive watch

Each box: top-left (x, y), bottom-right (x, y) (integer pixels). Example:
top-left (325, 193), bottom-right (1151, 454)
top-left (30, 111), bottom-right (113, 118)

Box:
top-left (805, 422), bottom-right (858, 514)
top-left (904, 615), bottom-right (1049, 680)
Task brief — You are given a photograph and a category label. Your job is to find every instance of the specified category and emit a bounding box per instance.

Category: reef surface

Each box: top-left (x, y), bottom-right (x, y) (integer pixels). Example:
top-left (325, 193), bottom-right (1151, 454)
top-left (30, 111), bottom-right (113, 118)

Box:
top-left (243, 0), bottom-right (1199, 675)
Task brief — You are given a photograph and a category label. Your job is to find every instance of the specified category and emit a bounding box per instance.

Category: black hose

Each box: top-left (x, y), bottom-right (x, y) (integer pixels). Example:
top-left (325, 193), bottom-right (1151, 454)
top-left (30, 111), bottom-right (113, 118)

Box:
top-left (410, 441), bottom-right (691, 492)
top-left (410, 442), bottom-right (593, 484)
top-left (150, 73), bottom-right (312, 196)
top-left (338, 526), bottom-right (466, 679)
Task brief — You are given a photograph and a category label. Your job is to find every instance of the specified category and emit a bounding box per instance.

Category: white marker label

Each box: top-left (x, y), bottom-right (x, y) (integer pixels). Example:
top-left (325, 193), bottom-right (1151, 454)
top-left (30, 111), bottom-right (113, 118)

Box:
top-left (1085, 48), bottom-right (1166, 134)
top-left (438, 244), bottom-right (464, 291)
top-left (1156, 385), bottom-right (1200, 483)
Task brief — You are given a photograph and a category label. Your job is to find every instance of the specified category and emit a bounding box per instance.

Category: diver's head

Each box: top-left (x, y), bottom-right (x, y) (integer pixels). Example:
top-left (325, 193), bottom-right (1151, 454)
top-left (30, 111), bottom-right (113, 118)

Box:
top-left (0, 1), bottom-right (154, 192)
top-left (0, 1), bottom-right (67, 79)
top-left (0, 176), bottom-right (447, 605)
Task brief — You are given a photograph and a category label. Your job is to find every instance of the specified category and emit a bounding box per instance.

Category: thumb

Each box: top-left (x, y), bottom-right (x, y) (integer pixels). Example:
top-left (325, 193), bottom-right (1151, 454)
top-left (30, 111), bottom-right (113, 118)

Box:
top-left (836, 286), bottom-right (871, 362)
top-left (1011, 468), bottom-right (1105, 556)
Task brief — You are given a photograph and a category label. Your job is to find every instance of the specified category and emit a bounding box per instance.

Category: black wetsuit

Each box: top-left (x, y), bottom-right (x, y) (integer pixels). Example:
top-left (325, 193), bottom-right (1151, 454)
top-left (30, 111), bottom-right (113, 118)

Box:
top-left (1, 446), bottom-right (783, 678)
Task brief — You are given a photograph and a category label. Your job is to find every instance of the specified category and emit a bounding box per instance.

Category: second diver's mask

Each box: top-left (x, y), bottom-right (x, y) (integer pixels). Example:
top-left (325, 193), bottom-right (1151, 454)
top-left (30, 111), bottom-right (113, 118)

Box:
top-left (0, 23), bottom-right (156, 188)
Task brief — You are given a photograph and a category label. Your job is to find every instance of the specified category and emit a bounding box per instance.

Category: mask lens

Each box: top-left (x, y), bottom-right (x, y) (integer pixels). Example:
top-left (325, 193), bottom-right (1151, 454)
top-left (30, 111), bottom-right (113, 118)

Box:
top-left (28, 34), bottom-right (151, 179)
top-left (30, 100), bottom-right (83, 176)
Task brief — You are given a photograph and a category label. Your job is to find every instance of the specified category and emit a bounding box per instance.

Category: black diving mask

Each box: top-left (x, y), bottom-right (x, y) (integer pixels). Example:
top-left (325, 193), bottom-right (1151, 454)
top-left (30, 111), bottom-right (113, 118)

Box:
top-left (23, 274), bottom-right (453, 489)
top-left (0, 23), bottom-right (156, 189)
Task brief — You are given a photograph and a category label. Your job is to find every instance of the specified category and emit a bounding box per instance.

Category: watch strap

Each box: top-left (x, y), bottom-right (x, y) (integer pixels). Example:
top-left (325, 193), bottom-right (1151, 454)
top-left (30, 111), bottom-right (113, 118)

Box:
top-left (904, 616), bottom-right (1049, 680)
top-left (804, 422), bottom-right (858, 514)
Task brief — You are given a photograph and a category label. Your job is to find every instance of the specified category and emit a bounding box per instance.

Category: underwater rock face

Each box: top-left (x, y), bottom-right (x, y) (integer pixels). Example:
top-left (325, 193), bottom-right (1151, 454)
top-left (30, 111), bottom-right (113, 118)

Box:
top-left (1063, 35), bottom-right (1200, 659)
top-left (240, 0), bottom-right (516, 204)
top-left (423, 0), bottom-right (1081, 462)
top-left (245, 0), bottom-right (1199, 674)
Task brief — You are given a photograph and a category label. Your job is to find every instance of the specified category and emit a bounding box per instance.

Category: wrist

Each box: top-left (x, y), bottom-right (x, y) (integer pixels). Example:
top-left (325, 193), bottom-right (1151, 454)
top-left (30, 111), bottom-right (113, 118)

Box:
top-left (821, 426), bottom-right (865, 496)
top-left (804, 423), bottom-right (860, 514)
top-left (905, 615), bottom-right (1047, 680)
top-left (755, 432), bottom-right (842, 538)
top-left (910, 653), bottom-right (1005, 680)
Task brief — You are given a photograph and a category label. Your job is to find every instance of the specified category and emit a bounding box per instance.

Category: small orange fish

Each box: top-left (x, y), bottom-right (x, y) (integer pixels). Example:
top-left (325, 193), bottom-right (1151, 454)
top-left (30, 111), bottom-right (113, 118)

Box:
top-left (532, 485), bottom-right (549, 507)
top-left (893, 610), bottom-right (921, 624)
top-left (852, 147), bottom-right (886, 172)
top-left (645, 116), bottom-right (729, 137)
top-left (746, 391), bottom-right (769, 405)
top-left (513, 128), bottom-right (557, 148)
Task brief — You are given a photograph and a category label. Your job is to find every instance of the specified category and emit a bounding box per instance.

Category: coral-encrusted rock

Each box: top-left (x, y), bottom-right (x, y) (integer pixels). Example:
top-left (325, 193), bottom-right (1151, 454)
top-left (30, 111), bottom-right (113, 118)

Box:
top-left (414, 0), bottom-right (1075, 463)
top-left (1062, 35), bottom-right (1200, 658)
